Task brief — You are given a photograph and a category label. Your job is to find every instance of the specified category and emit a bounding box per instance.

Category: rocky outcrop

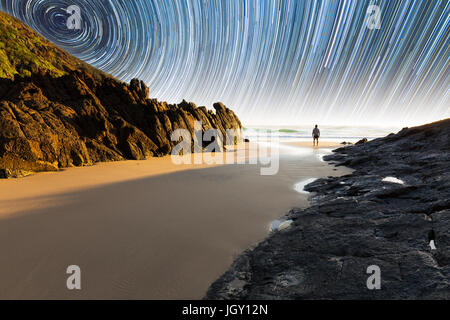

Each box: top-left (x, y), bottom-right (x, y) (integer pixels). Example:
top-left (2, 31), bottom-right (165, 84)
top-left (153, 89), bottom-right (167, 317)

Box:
top-left (206, 119), bottom-right (450, 300)
top-left (0, 71), bottom-right (242, 178)
top-left (0, 11), bottom-right (242, 178)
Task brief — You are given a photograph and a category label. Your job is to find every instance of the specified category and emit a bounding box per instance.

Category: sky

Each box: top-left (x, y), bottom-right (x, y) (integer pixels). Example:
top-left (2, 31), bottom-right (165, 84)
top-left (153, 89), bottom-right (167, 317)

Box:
top-left (1, 0), bottom-right (449, 127)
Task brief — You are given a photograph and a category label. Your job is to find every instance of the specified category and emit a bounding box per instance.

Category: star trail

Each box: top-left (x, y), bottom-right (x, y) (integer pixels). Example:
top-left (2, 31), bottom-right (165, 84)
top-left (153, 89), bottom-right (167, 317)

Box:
top-left (1, 0), bottom-right (449, 126)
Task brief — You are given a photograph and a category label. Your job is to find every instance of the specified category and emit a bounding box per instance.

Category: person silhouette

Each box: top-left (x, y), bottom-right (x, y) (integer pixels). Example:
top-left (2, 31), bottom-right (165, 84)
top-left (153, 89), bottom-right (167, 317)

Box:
top-left (312, 125), bottom-right (320, 146)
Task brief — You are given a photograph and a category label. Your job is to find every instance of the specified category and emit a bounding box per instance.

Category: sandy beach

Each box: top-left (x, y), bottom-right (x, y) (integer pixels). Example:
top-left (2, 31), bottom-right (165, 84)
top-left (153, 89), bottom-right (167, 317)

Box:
top-left (0, 141), bottom-right (351, 299)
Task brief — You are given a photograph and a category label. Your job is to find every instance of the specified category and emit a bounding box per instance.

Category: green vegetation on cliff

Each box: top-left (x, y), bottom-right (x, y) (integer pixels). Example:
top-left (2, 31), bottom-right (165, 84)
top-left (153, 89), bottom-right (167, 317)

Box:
top-left (0, 11), bottom-right (242, 178)
top-left (0, 11), bottom-right (107, 80)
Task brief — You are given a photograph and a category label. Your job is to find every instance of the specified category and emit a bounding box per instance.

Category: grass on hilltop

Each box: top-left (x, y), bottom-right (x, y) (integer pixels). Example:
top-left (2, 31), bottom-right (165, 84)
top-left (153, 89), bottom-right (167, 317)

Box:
top-left (0, 11), bottom-right (108, 80)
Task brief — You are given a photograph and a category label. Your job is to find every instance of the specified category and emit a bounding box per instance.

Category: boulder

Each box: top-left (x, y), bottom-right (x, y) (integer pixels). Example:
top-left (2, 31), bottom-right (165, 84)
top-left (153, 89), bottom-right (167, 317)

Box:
top-left (355, 138), bottom-right (368, 145)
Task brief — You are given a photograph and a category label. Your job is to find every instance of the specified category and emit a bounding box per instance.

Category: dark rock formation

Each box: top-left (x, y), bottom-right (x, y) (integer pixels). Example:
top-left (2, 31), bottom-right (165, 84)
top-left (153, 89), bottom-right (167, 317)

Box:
top-left (206, 119), bottom-right (450, 300)
top-left (356, 138), bottom-right (368, 145)
top-left (0, 72), bottom-right (242, 177)
top-left (0, 12), bottom-right (242, 178)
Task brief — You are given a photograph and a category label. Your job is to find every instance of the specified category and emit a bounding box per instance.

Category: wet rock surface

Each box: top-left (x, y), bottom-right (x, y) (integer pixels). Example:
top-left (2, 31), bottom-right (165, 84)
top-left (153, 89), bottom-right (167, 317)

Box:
top-left (206, 119), bottom-right (450, 300)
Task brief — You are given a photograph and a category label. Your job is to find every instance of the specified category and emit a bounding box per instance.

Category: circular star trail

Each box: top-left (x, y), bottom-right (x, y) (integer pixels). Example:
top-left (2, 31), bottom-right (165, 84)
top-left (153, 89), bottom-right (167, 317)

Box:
top-left (1, 0), bottom-right (449, 126)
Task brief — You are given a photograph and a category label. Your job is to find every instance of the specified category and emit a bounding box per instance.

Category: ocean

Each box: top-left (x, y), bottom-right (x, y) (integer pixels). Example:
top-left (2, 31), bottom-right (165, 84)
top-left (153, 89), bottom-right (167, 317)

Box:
top-left (243, 125), bottom-right (401, 143)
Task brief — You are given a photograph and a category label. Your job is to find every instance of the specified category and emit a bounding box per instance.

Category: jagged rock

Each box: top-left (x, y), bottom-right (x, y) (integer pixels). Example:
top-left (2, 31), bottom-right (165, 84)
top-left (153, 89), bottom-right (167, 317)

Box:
top-left (0, 168), bottom-right (34, 178)
top-left (356, 138), bottom-right (368, 145)
top-left (0, 12), bottom-right (243, 177)
top-left (206, 119), bottom-right (450, 300)
top-left (0, 72), bottom-right (242, 176)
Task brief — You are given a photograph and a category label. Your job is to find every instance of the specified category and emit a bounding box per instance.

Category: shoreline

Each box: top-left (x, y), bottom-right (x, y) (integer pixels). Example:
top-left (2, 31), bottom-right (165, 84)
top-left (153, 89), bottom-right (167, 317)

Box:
top-left (0, 140), bottom-right (349, 299)
top-left (0, 141), bottom-right (343, 218)
top-left (206, 119), bottom-right (450, 300)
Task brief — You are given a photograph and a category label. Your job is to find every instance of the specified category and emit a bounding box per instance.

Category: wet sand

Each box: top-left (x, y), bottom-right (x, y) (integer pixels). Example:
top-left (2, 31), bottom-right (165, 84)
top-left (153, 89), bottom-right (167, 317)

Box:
top-left (284, 141), bottom-right (345, 149)
top-left (0, 141), bottom-right (351, 299)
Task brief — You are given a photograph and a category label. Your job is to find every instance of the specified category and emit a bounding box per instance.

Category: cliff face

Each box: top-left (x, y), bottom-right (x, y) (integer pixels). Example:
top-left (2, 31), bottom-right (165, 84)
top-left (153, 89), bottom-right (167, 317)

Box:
top-left (0, 12), bottom-right (242, 178)
top-left (206, 119), bottom-right (450, 300)
top-left (0, 71), bottom-right (242, 178)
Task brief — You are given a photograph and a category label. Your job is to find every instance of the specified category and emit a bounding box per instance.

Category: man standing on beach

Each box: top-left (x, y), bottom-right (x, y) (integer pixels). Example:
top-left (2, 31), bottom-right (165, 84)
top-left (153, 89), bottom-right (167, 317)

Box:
top-left (312, 125), bottom-right (320, 146)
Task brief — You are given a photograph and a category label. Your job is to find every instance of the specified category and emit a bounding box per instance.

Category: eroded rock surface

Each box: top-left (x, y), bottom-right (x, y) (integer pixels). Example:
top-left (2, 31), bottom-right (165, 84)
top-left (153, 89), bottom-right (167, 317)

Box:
top-left (0, 11), bottom-right (242, 177)
top-left (206, 119), bottom-right (449, 300)
top-left (0, 72), bottom-right (242, 177)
